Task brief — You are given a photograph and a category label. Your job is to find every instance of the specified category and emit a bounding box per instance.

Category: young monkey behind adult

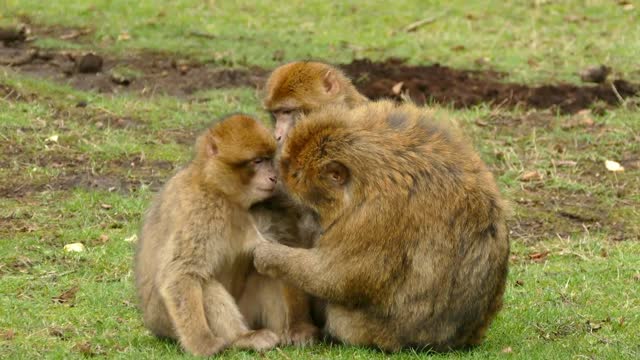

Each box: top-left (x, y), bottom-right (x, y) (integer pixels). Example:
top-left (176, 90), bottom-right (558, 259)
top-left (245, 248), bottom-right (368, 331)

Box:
top-left (135, 115), bottom-right (313, 356)
top-left (254, 101), bottom-right (510, 352)
top-left (263, 61), bottom-right (368, 144)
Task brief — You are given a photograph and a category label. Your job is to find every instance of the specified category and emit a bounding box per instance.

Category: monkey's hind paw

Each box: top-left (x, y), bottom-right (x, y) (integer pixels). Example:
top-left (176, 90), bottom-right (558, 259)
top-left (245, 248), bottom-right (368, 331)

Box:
top-left (232, 329), bottom-right (280, 352)
top-left (282, 322), bottom-right (320, 347)
top-left (181, 333), bottom-right (226, 357)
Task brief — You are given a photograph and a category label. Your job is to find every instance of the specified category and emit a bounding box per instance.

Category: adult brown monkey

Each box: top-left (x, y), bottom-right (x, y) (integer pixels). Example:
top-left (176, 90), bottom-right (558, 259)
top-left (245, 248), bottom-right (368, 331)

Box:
top-left (253, 101), bottom-right (510, 352)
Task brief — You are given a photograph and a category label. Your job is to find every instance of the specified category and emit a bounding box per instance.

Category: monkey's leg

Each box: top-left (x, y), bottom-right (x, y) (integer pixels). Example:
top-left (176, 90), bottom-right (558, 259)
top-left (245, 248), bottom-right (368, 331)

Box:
top-left (159, 275), bottom-right (226, 356)
top-left (237, 272), bottom-right (317, 347)
top-left (202, 280), bottom-right (251, 342)
top-left (280, 284), bottom-right (320, 346)
top-left (142, 287), bottom-right (175, 339)
top-left (325, 305), bottom-right (402, 352)
top-left (254, 243), bottom-right (367, 305)
top-left (202, 280), bottom-right (280, 352)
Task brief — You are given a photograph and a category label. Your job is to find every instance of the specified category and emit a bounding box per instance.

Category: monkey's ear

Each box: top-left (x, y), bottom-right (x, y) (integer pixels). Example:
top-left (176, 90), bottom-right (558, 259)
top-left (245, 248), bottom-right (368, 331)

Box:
top-left (325, 161), bottom-right (349, 186)
top-left (198, 133), bottom-right (218, 157)
top-left (323, 70), bottom-right (341, 96)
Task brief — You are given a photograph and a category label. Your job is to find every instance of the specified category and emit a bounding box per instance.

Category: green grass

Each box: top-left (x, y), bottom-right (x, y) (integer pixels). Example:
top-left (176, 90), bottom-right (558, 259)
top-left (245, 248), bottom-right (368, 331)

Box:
top-left (1, 1), bottom-right (639, 359)
top-left (3, 1), bottom-right (640, 83)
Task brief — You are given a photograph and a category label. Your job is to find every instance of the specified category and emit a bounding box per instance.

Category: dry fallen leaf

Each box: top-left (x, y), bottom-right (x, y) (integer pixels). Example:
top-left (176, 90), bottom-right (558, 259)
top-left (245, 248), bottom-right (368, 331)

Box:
top-left (52, 285), bottom-right (79, 304)
top-left (45, 134), bottom-right (59, 143)
top-left (501, 346), bottom-right (513, 353)
top-left (124, 234), bottom-right (138, 243)
top-left (117, 31), bottom-right (131, 41)
top-left (98, 234), bottom-right (110, 244)
top-left (586, 320), bottom-right (602, 332)
top-left (520, 170), bottom-right (544, 182)
top-left (554, 160), bottom-right (577, 167)
top-left (514, 279), bottom-right (524, 287)
top-left (528, 251), bottom-right (550, 262)
top-left (391, 81), bottom-right (404, 95)
top-left (605, 160), bottom-right (625, 172)
top-left (63, 243), bottom-right (85, 253)
top-left (0, 329), bottom-right (15, 341)
top-left (100, 203), bottom-right (113, 210)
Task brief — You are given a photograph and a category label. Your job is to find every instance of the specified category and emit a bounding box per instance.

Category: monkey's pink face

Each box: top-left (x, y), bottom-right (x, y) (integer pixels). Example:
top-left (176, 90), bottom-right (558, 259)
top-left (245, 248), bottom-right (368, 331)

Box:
top-left (248, 158), bottom-right (278, 203)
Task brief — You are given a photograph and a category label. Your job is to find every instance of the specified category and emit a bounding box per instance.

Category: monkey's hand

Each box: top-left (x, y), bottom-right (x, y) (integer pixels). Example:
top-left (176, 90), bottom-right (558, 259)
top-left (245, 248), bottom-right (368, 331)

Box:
top-left (253, 241), bottom-right (285, 278)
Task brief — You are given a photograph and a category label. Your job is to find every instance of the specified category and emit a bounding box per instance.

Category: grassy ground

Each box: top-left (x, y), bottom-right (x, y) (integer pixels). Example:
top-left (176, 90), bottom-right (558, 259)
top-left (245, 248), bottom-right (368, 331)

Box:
top-left (1, 1), bottom-right (639, 359)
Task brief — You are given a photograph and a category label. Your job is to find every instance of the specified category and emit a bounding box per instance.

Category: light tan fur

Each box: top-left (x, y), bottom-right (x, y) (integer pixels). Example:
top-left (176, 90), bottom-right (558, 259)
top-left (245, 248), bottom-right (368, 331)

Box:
top-left (135, 114), bottom-right (316, 356)
top-left (254, 101), bottom-right (510, 352)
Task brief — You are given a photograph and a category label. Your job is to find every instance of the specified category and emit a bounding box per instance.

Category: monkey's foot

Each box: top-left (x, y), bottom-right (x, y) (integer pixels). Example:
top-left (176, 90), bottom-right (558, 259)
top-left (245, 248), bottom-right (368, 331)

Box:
top-left (282, 322), bottom-right (320, 347)
top-left (232, 329), bottom-right (280, 352)
top-left (180, 332), bottom-right (226, 357)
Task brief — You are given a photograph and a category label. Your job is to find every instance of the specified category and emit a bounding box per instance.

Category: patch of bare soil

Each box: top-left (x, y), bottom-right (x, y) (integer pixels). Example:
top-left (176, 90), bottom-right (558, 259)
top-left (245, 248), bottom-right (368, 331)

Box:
top-left (1, 27), bottom-right (638, 112)
top-left (0, 44), bottom-right (266, 97)
top-left (0, 147), bottom-right (175, 199)
top-left (341, 59), bottom-right (638, 114)
top-left (479, 111), bottom-right (640, 242)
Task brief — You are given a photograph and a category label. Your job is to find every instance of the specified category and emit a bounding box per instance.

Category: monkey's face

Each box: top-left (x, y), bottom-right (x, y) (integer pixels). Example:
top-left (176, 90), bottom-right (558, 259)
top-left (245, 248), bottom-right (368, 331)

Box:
top-left (246, 157), bottom-right (278, 203)
top-left (269, 106), bottom-right (305, 145)
top-left (200, 114), bottom-right (278, 208)
top-left (264, 62), bottom-right (342, 145)
top-left (279, 153), bottom-right (350, 222)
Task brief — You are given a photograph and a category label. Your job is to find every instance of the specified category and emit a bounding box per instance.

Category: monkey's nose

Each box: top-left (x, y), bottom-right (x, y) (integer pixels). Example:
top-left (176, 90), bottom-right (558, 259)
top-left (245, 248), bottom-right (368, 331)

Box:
top-left (269, 176), bottom-right (277, 183)
top-left (276, 136), bottom-right (282, 142)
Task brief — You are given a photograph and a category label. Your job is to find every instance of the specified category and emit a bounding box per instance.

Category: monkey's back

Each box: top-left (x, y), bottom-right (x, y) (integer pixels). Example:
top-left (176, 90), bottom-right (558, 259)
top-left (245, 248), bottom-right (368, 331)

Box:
top-left (323, 101), bottom-right (510, 350)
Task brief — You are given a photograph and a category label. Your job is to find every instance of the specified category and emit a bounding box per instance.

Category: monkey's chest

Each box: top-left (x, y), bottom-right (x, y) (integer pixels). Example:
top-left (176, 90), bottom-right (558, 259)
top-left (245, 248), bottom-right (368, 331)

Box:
top-left (217, 252), bottom-right (253, 299)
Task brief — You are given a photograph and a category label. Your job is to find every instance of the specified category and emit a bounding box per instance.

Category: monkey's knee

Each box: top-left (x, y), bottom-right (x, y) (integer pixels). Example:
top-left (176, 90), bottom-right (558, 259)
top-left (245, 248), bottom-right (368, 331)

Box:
top-left (142, 293), bottom-right (176, 339)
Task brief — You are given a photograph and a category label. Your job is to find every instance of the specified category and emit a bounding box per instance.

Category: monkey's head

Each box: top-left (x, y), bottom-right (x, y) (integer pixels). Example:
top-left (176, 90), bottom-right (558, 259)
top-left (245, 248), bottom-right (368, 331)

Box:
top-left (278, 106), bottom-right (357, 222)
top-left (263, 61), bottom-right (365, 145)
top-left (195, 114), bottom-right (278, 208)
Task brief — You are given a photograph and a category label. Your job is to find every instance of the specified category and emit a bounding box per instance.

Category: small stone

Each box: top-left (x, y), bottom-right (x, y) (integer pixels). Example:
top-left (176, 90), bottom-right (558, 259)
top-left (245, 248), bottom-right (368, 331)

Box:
top-left (77, 53), bottom-right (103, 73)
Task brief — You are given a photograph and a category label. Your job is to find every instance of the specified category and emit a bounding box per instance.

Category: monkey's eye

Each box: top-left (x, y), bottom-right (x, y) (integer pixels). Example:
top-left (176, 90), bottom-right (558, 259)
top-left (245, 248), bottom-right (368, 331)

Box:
top-left (253, 158), bottom-right (265, 164)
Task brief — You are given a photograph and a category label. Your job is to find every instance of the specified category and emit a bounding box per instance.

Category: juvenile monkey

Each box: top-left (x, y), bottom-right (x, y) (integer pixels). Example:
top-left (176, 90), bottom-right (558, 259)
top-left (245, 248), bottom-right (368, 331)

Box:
top-left (253, 101), bottom-right (510, 352)
top-left (263, 61), bottom-right (368, 143)
top-left (135, 115), bottom-right (310, 356)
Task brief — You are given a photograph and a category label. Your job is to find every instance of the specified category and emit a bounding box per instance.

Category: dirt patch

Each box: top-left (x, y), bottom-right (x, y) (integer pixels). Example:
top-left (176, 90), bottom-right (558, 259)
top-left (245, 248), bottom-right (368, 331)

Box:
top-left (3, 29), bottom-right (639, 113)
top-left (341, 59), bottom-right (638, 114)
top-left (1, 43), bottom-right (266, 97)
top-left (0, 149), bottom-right (175, 199)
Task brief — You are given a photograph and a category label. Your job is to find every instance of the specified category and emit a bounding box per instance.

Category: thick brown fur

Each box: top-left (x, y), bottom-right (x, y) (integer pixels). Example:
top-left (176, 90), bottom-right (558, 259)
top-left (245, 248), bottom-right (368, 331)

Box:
top-left (263, 61), bottom-right (368, 143)
top-left (135, 114), bottom-right (316, 356)
top-left (253, 101), bottom-right (510, 352)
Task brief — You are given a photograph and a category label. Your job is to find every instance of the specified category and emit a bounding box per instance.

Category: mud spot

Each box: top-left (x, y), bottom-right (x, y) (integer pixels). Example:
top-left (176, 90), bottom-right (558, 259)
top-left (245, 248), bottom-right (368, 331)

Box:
top-left (1, 43), bottom-right (266, 97)
top-left (0, 150), bottom-right (174, 199)
top-left (3, 35), bottom-right (638, 113)
top-left (341, 59), bottom-right (638, 114)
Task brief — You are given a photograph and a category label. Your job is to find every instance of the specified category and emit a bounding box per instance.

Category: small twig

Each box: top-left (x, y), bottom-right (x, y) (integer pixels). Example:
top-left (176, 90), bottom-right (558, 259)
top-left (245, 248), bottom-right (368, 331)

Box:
top-left (402, 13), bottom-right (446, 33)
top-left (275, 348), bottom-right (291, 360)
top-left (188, 31), bottom-right (217, 39)
top-left (610, 81), bottom-right (625, 105)
top-left (39, 270), bottom-right (77, 279)
top-left (0, 49), bottom-right (38, 66)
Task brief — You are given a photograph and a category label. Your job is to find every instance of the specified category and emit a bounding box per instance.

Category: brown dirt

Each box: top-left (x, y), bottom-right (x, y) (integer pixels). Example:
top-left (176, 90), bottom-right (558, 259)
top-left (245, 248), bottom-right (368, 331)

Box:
top-left (2, 37), bottom-right (638, 113)
top-left (341, 58), bottom-right (638, 114)
top-left (0, 43), bottom-right (266, 97)
top-left (0, 146), bottom-right (175, 199)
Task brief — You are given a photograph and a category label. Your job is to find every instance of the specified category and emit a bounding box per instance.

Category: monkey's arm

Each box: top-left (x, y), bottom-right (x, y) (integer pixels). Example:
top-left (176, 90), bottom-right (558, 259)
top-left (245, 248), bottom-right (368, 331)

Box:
top-left (253, 242), bottom-right (374, 305)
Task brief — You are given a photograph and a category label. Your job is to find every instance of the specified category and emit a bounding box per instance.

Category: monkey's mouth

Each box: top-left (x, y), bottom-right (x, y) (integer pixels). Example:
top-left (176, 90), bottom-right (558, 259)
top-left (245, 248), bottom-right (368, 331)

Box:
top-left (257, 187), bottom-right (276, 193)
